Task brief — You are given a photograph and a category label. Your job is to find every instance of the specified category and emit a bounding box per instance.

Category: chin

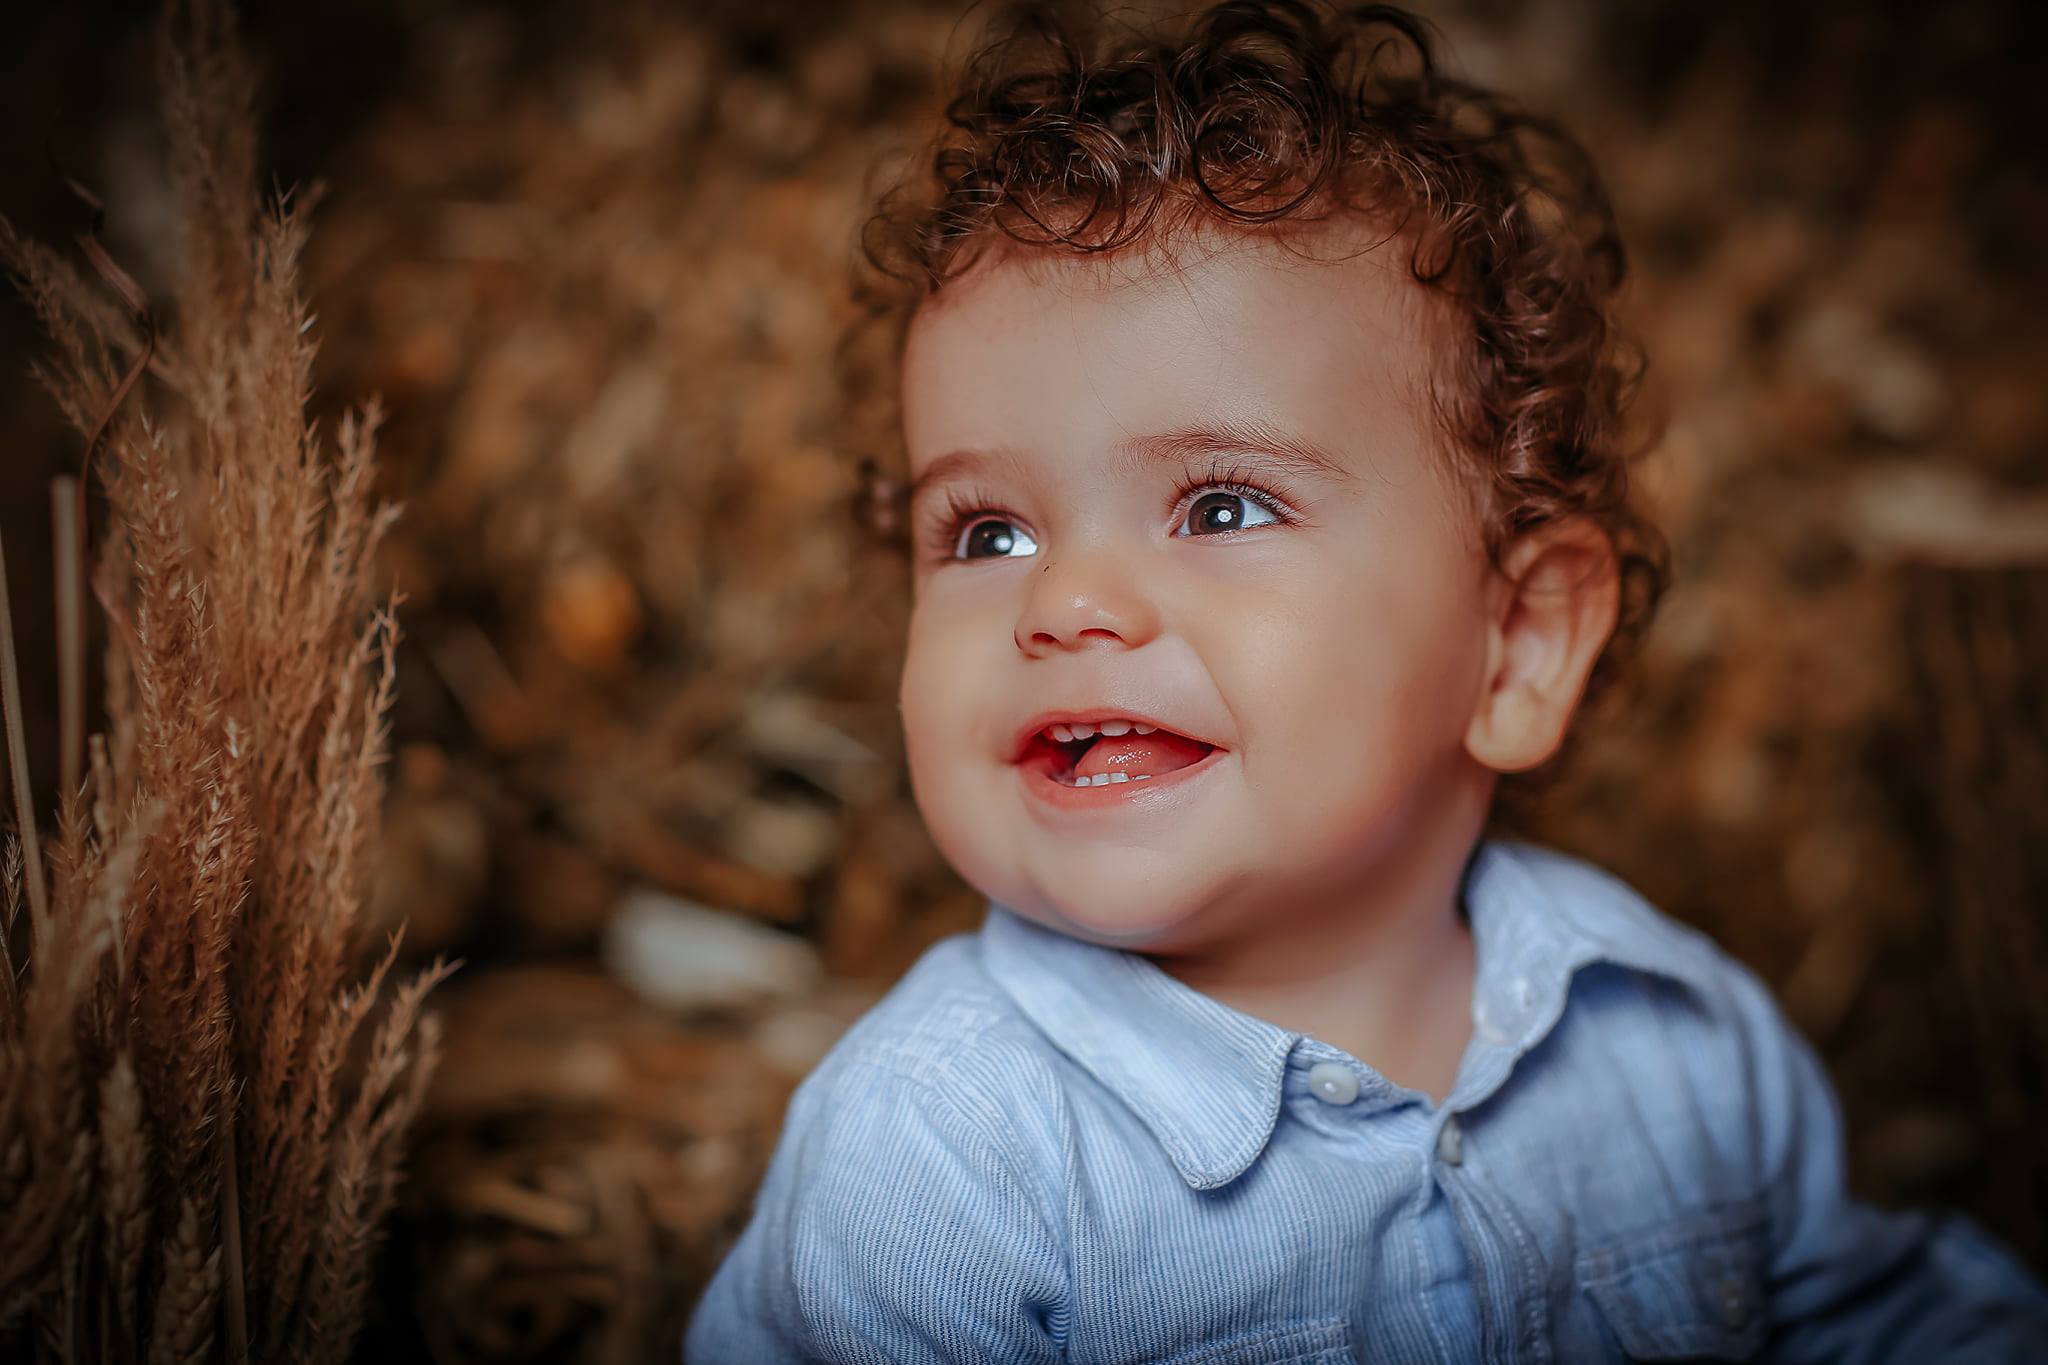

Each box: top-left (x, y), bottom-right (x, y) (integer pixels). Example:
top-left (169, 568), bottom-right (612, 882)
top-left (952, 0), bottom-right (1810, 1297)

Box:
top-left (1005, 858), bottom-right (1223, 951)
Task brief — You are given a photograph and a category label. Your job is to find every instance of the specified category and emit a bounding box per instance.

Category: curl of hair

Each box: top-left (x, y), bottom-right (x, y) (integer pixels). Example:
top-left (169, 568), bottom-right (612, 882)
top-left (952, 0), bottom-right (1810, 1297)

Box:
top-left (848, 0), bottom-right (1671, 812)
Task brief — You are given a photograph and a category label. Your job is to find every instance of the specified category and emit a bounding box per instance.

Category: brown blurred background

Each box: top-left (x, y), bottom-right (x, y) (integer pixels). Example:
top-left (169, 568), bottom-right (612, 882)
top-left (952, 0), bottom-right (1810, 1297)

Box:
top-left (4, 0), bottom-right (2045, 1359)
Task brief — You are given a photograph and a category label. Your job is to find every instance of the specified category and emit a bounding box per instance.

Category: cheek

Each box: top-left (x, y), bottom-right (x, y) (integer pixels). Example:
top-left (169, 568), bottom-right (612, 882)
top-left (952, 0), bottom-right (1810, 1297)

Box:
top-left (898, 596), bottom-right (1008, 816)
top-left (1214, 543), bottom-right (1484, 789)
top-left (898, 608), bottom-right (963, 775)
top-left (896, 602), bottom-right (1029, 906)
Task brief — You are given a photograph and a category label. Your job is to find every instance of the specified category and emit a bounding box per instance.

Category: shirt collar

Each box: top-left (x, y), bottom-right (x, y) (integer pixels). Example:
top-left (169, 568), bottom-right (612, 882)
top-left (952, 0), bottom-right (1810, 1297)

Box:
top-left (976, 837), bottom-right (1717, 1192)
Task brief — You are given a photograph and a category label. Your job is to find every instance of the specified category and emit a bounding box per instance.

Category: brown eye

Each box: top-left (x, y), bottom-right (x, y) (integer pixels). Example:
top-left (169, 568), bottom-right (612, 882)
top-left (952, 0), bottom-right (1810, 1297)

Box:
top-left (956, 517), bottom-right (1039, 560)
top-left (1178, 489), bottom-right (1281, 537)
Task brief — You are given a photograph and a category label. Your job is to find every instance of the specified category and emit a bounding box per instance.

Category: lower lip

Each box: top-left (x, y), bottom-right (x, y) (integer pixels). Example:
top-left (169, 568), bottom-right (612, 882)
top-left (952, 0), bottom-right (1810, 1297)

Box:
top-left (1017, 745), bottom-right (1229, 811)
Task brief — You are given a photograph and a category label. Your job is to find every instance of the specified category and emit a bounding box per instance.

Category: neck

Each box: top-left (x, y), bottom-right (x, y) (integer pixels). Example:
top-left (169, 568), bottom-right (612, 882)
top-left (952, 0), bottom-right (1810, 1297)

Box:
top-left (1136, 781), bottom-right (1492, 1099)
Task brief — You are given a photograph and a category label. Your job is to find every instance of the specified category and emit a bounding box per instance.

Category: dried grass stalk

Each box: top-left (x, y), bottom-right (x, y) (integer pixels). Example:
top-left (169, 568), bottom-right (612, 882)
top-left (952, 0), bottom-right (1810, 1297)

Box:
top-left (0, 0), bottom-right (450, 1357)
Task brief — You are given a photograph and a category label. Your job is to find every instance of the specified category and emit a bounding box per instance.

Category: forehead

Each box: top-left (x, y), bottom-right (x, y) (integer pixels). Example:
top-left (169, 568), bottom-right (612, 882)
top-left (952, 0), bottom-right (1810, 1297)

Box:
top-left (899, 218), bottom-right (1448, 482)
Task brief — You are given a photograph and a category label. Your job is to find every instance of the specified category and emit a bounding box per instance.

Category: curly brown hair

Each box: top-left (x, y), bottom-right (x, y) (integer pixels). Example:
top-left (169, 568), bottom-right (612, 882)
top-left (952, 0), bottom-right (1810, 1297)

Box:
top-left (846, 0), bottom-right (1670, 809)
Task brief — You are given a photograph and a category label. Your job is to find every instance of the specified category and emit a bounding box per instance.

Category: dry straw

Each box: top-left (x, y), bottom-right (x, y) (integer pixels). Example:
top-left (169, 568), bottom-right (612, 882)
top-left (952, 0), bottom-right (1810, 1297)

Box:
top-left (0, 0), bottom-right (452, 1359)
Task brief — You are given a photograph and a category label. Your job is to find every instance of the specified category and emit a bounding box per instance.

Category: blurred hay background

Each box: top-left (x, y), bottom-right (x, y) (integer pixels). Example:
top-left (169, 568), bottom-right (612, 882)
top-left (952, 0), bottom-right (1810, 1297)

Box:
top-left (3, 0), bottom-right (2044, 1359)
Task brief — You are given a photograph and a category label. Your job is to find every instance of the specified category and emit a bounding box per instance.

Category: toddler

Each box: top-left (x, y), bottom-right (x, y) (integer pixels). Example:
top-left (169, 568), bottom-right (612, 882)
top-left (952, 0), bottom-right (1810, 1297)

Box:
top-left (686, 1), bottom-right (2048, 1359)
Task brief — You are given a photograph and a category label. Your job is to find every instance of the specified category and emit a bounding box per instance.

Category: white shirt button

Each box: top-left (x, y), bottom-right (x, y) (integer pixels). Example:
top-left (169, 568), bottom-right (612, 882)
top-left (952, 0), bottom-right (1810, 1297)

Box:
top-left (1435, 1115), bottom-right (1464, 1166)
top-left (1306, 1061), bottom-right (1359, 1105)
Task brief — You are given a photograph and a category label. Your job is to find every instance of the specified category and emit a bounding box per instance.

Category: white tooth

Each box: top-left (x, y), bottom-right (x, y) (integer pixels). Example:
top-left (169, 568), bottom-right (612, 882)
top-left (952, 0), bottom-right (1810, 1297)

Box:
top-left (1091, 773), bottom-right (1113, 786)
top-left (1050, 724), bottom-right (1075, 743)
top-left (1108, 772), bottom-right (1129, 783)
top-left (1070, 722), bottom-right (1098, 739)
top-left (1098, 719), bottom-right (1131, 736)
top-left (1133, 773), bottom-right (1154, 780)
top-left (1132, 723), bottom-right (1156, 735)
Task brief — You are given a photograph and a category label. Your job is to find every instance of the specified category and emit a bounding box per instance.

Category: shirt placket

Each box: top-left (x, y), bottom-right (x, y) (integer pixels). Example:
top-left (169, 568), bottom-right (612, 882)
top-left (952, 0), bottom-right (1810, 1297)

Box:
top-left (1430, 1113), bottom-right (1554, 1365)
top-left (1428, 919), bottom-right (1582, 1364)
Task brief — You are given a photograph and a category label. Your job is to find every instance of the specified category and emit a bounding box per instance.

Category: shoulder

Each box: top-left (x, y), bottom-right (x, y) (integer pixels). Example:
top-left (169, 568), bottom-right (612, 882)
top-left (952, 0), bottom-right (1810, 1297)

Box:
top-left (773, 920), bottom-right (1073, 1189)
top-left (1497, 836), bottom-right (1783, 1023)
top-left (688, 922), bottom-right (1075, 1363)
top-left (1507, 834), bottom-right (1777, 994)
top-left (1497, 840), bottom-right (1842, 1189)
top-left (813, 919), bottom-right (1073, 1095)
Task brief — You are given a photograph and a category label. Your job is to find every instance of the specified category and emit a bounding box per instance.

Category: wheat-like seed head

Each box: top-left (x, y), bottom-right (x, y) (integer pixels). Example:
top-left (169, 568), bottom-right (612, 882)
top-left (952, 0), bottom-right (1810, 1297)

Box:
top-left (0, 0), bottom-right (447, 1356)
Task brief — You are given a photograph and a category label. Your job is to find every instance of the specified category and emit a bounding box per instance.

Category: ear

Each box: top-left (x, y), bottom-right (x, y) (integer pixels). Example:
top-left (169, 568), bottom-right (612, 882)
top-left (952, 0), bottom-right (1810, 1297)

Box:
top-left (1463, 517), bottom-right (1621, 774)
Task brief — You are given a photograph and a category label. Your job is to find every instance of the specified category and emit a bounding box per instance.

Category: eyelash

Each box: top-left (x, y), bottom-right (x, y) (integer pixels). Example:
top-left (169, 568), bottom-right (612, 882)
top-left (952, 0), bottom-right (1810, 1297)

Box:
top-left (921, 460), bottom-right (1297, 563)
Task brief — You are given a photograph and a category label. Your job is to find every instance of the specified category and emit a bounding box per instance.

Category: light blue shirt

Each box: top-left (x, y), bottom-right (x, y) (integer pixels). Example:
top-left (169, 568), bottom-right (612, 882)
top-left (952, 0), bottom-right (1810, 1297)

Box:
top-left (685, 837), bottom-right (2048, 1362)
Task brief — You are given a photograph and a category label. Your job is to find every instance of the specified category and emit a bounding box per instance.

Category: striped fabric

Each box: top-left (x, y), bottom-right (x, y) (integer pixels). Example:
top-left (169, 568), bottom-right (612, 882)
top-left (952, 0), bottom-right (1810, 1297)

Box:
top-left (684, 838), bottom-right (2048, 1363)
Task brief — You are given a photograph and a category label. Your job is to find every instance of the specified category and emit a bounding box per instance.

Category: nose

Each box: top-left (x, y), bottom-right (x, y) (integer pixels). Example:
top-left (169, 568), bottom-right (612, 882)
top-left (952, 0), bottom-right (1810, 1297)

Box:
top-left (1013, 550), bottom-right (1162, 656)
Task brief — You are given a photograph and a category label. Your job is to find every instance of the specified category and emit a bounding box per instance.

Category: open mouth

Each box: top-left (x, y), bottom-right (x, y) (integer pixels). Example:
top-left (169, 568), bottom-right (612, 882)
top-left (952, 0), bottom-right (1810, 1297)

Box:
top-left (1016, 719), bottom-right (1219, 788)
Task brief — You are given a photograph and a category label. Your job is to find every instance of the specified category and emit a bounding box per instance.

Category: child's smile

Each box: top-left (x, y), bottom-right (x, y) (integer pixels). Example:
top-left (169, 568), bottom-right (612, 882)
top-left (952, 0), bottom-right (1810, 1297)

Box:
top-left (895, 218), bottom-right (1507, 957)
top-left (1014, 710), bottom-right (1223, 791)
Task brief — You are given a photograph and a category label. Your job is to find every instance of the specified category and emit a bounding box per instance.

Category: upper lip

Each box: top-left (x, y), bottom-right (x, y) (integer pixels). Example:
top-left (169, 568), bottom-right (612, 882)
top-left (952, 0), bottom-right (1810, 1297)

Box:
top-left (1009, 708), bottom-right (1223, 763)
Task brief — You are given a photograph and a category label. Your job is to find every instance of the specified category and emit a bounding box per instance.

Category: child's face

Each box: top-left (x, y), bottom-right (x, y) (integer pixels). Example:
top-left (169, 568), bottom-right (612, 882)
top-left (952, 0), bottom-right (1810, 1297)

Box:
top-left (896, 223), bottom-right (1498, 951)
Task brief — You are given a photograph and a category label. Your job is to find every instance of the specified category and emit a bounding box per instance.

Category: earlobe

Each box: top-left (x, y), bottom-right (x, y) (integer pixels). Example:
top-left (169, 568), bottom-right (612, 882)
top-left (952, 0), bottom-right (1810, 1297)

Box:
top-left (1463, 518), bottom-right (1621, 774)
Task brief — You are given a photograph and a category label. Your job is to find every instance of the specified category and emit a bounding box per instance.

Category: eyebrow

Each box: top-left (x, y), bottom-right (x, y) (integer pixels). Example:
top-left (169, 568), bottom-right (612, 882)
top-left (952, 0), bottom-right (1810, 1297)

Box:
top-left (906, 416), bottom-right (1356, 510)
